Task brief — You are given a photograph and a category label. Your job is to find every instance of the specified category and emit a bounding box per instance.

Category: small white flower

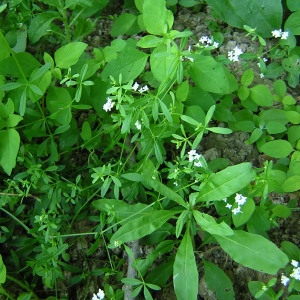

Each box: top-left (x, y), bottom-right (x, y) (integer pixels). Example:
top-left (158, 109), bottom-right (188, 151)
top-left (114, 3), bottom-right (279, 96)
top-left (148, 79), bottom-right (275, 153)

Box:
top-left (194, 160), bottom-right (202, 167)
top-left (199, 36), bottom-right (209, 43)
top-left (187, 57), bottom-right (194, 62)
top-left (281, 31), bottom-right (289, 40)
top-left (233, 46), bottom-right (243, 56)
top-left (188, 45), bottom-right (192, 52)
top-left (232, 206), bottom-right (242, 215)
top-left (291, 260), bottom-right (299, 268)
top-left (281, 274), bottom-right (290, 286)
top-left (291, 267), bottom-right (300, 280)
top-left (260, 73), bottom-right (265, 78)
top-left (263, 57), bottom-right (268, 62)
top-left (225, 203), bottom-right (232, 209)
top-left (138, 85), bottom-right (149, 93)
top-left (92, 288), bottom-right (105, 300)
top-left (188, 150), bottom-right (200, 162)
top-left (235, 193), bottom-right (247, 206)
top-left (132, 82), bottom-right (139, 91)
top-left (228, 46), bottom-right (243, 62)
top-left (213, 41), bottom-right (219, 48)
top-left (103, 97), bottom-right (114, 112)
top-left (174, 181), bottom-right (178, 186)
top-left (135, 120), bottom-right (142, 130)
top-left (272, 29), bottom-right (282, 38)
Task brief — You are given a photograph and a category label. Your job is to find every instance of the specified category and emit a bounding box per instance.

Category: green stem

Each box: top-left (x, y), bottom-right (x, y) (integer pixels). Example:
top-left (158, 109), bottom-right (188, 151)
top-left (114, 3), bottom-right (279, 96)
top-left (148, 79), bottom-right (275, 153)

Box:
top-left (0, 208), bottom-right (36, 237)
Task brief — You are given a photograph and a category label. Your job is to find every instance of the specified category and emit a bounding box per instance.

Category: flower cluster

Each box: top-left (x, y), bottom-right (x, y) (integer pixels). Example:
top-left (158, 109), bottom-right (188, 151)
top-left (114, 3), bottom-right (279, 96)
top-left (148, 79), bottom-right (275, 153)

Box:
top-left (187, 150), bottom-right (202, 167)
top-left (132, 82), bottom-right (149, 93)
top-left (281, 260), bottom-right (300, 286)
top-left (103, 97), bottom-right (115, 112)
top-left (198, 36), bottom-right (219, 48)
top-left (271, 29), bottom-right (289, 40)
top-left (223, 193), bottom-right (247, 215)
top-left (92, 288), bottom-right (105, 300)
top-left (228, 46), bottom-right (243, 62)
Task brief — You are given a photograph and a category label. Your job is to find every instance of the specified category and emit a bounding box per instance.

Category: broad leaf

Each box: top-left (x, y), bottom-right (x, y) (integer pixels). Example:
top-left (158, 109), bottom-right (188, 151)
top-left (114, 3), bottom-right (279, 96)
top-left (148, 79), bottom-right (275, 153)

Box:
top-left (206, 0), bottom-right (282, 37)
top-left (190, 55), bottom-right (238, 94)
top-left (0, 254), bottom-right (6, 284)
top-left (197, 163), bottom-right (255, 202)
top-left (204, 260), bottom-right (235, 300)
top-left (260, 140), bottom-right (294, 158)
top-left (173, 230), bottom-right (198, 300)
top-left (110, 210), bottom-right (176, 243)
top-left (215, 230), bottom-right (289, 274)
top-left (142, 0), bottom-right (173, 35)
top-left (54, 42), bottom-right (87, 69)
top-left (0, 129), bottom-right (20, 175)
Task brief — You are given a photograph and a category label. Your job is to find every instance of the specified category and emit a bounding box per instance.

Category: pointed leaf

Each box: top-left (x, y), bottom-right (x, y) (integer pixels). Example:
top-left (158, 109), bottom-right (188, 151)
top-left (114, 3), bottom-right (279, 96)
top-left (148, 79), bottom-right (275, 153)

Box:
top-left (215, 230), bottom-right (289, 274)
top-left (173, 230), bottom-right (198, 300)
top-left (0, 129), bottom-right (20, 175)
top-left (197, 163), bottom-right (255, 202)
top-left (111, 210), bottom-right (176, 243)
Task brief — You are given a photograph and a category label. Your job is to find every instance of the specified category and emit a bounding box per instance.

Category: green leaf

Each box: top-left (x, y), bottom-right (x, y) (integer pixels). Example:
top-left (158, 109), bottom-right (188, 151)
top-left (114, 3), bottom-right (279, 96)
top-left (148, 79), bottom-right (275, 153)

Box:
top-left (111, 13), bottom-right (139, 36)
top-left (173, 230), bottom-right (198, 300)
top-left (102, 43), bottom-right (148, 83)
top-left (141, 174), bottom-right (188, 208)
top-left (232, 198), bottom-right (255, 227)
top-left (190, 55), bottom-right (238, 94)
top-left (241, 69), bottom-right (254, 87)
top-left (0, 254), bottom-right (6, 284)
top-left (142, 0), bottom-right (173, 35)
top-left (206, 0), bottom-right (282, 37)
top-left (110, 210), bottom-right (176, 243)
top-left (250, 84), bottom-right (273, 106)
top-left (204, 260), bottom-right (235, 300)
top-left (215, 230), bottom-right (289, 274)
top-left (193, 211), bottom-right (233, 236)
top-left (207, 127), bottom-right (232, 134)
top-left (260, 140), bottom-right (294, 158)
top-left (282, 175), bottom-right (300, 192)
top-left (121, 277), bottom-right (142, 286)
top-left (0, 129), bottom-right (20, 175)
top-left (137, 35), bottom-right (163, 48)
top-left (197, 163), bottom-right (255, 202)
top-left (54, 42), bottom-right (87, 69)
top-left (28, 11), bottom-right (59, 43)
top-left (272, 204), bottom-right (292, 218)
top-left (287, 0), bottom-right (300, 11)
top-left (285, 10), bottom-right (300, 35)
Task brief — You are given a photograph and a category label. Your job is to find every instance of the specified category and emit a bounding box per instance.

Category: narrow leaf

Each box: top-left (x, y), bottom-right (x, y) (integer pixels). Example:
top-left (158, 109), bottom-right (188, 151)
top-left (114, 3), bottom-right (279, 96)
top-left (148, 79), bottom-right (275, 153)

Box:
top-left (173, 230), bottom-right (198, 300)
top-left (110, 210), bottom-right (176, 243)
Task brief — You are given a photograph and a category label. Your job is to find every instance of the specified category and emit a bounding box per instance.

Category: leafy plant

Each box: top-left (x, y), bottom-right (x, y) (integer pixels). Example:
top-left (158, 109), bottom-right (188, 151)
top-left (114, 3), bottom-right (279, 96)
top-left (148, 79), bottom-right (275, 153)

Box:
top-left (0, 0), bottom-right (299, 299)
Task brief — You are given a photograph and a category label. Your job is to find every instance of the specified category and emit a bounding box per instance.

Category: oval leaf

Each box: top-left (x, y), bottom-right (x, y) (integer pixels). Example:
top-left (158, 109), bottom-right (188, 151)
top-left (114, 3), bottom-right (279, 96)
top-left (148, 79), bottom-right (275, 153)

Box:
top-left (260, 140), bottom-right (294, 158)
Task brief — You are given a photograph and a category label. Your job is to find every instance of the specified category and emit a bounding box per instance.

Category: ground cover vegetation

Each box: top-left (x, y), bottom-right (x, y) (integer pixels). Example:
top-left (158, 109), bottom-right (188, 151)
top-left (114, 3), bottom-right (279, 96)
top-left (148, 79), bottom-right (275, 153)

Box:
top-left (0, 0), bottom-right (300, 299)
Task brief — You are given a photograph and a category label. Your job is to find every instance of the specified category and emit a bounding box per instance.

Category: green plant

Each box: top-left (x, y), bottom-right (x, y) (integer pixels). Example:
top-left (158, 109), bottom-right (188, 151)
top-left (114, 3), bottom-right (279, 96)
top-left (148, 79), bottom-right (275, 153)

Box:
top-left (0, 0), bottom-right (299, 299)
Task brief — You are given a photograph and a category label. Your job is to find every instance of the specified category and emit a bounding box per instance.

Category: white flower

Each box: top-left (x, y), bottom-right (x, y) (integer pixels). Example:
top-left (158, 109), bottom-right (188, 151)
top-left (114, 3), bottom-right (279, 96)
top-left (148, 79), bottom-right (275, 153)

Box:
top-left (281, 274), bottom-right (290, 286)
top-left (281, 31), bottom-right (289, 40)
top-left (235, 193), bottom-right (247, 206)
top-left (174, 181), bottom-right (178, 186)
top-left (132, 82), bottom-right (139, 91)
top-left (232, 206), bottom-right (242, 215)
top-left (225, 203), bottom-right (232, 209)
top-left (272, 29), bottom-right (282, 38)
top-left (263, 57), bottom-right (268, 62)
top-left (213, 41), bottom-right (219, 48)
top-left (194, 160), bottom-right (202, 167)
top-left (228, 46), bottom-right (243, 62)
top-left (138, 85), bottom-right (149, 93)
top-left (187, 150), bottom-right (200, 162)
top-left (291, 267), bottom-right (300, 280)
top-left (92, 288), bottom-right (105, 300)
top-left (135, 120), bottom-right (142, 130)
top-left (291, 260), bottom-right (299, 268)
top-left (103, 97), bottom-right (114, 112)
top-left (199, 36), bottom-right (209, 43)
top-left (260, 73), bottom-right (265, 78)
top-left (187, 57), bottom-right (194, 62)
